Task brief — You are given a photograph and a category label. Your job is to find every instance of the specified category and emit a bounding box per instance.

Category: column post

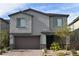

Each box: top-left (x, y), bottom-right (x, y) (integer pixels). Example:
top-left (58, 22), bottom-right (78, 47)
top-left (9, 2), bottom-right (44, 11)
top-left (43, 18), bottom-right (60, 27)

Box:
top-left (9, 34), bottom-right (14, 49)
top-left (40, 34), bottom-right (46, 49)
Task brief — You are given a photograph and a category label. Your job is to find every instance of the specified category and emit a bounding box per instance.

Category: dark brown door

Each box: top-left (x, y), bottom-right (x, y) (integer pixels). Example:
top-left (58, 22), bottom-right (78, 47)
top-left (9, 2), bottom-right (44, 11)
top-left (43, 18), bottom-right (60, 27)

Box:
top-left (15, 36), bottom-right (40, 49)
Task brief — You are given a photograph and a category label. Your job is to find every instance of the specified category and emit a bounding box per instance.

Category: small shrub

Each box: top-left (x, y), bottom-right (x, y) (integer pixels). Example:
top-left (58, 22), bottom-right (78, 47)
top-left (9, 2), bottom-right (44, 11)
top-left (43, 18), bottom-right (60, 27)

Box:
top-left (71, 49), bottom-right (77, 56)
top-left (42, 48), bottom-right (47, 56)
top-left (2, 48), bottom-right (7, 53)
top-left (0, 50), bottom-right (2, 55)
top-left (6, 47), bottom-right (10, 51)
top-left (50, 42), bottom-right (61, 51)
top-left (65, 52), bottom-right (70, 55)
top-left (65, 44), bottom-right (70, 50)
top-left (57, 52), bottom-right (65, 56)
top-left (0, 46), bottom-right (4, 50)
top-left (44, 48), bottom-right (47, 54)
top-left (1, 50), bottom-right (6, 53)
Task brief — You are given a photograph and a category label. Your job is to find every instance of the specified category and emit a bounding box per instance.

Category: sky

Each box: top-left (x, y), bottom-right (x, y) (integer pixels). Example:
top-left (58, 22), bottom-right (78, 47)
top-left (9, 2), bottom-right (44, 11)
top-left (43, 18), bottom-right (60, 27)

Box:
top-left (0, 3), bottom-right (79, 24)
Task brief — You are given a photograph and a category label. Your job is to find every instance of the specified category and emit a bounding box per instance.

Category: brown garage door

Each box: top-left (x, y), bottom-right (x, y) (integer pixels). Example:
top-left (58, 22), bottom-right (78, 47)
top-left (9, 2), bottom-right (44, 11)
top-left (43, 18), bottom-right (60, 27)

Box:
top-left (15, 36), bottom-right (40, 49)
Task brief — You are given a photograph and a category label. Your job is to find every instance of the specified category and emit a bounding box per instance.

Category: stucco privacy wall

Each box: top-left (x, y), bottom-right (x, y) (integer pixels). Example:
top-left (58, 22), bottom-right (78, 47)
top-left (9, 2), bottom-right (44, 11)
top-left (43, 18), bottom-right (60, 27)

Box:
top-left (10, 13), bottom-right (32, 33)
top-left (24, 10), bottom-right (50, 35)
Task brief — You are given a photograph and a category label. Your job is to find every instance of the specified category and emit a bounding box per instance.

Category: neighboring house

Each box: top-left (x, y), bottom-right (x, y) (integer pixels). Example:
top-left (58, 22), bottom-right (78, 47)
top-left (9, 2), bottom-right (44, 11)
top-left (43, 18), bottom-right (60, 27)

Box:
top-left (69, 16), bottom-right (79, 49)
top-left (0, 18), bottom-right (9, 31)
top-left (0, 18), bottom-right (9, 45)
top-left (9, 9), bottom-right (69, 49)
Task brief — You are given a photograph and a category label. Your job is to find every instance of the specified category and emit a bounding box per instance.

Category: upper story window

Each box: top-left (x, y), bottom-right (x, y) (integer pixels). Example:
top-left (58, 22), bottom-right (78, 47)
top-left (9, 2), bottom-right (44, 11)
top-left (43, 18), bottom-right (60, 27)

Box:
top-left (57, 19), bottom-right (63, 27)
top-left (16, 18), bottom-right (26, 28)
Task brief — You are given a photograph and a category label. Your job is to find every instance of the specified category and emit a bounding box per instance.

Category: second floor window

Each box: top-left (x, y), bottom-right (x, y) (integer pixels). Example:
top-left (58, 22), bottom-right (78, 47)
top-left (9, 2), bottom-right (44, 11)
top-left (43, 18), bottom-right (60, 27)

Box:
top-left (57, 19), bottom-right (63, 27)
top-left (17, 18), bottom-right (26, 28)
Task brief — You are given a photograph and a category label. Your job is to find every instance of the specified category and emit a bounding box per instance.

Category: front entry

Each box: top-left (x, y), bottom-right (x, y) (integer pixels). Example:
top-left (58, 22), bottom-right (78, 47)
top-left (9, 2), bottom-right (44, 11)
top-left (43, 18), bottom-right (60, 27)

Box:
top-left (46, 35), bottom-right (56, 49)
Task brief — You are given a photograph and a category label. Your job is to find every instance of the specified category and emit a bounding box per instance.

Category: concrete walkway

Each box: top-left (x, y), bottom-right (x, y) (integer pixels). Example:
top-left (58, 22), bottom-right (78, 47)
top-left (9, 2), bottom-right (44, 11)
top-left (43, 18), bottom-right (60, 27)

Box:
top-left (1, 50), bottom-right (43, 56)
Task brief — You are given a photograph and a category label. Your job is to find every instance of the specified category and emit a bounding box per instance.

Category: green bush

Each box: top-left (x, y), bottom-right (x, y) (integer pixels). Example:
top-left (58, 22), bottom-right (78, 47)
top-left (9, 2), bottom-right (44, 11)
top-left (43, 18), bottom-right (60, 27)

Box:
top-left (0, 30), bottom-right (9, 50)
top-left (6, 47), bottom-right (10, 51)
top-left (50, 42), bottom-right (61, 51)
top-left (0, 45), bottom-right (3, 50)
top-left (1, 49), bottom-right (6, 53)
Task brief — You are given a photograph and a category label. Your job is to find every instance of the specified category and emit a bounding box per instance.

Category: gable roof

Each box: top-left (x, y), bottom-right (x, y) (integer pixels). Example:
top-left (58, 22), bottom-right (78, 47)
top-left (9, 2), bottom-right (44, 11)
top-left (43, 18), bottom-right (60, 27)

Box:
top-left (9, 8), bottom-right (69, 17)
top-left (9, 11), bottom-right (33, 17)
top-left (69, 16), bottom-right (79, 25)
top-left (0, 18), bottom-right (9, 24)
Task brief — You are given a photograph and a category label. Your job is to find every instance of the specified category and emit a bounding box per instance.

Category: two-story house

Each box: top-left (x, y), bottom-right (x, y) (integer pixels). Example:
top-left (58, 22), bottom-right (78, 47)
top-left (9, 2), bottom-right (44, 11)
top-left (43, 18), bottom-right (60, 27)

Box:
top-left (9, 9), bottom-right (69, 49)
top-left (69, 16), bottom-right (79, 49)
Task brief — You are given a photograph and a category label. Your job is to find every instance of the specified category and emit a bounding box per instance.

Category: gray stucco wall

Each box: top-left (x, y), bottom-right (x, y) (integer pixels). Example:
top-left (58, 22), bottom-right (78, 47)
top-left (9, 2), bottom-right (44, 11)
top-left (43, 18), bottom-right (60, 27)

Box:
top-left (70, 20), bottom-right (79, 31)
top-left (0, 20), bottom-right (9, 30)
top-left (50, 16), bottom-right (67, 32)
top-left (10, 10), bottom-right (50, 35)
top-left (1, 22), bottom-right (9, 30)
top-left (69, 20), bottom-right (79, 49)
top-left (70, 28), bottom-right (79, 49)
top-left (10, 13), bottom-right (32, 33)
top-left (25, 10), bottom-right (50, 35)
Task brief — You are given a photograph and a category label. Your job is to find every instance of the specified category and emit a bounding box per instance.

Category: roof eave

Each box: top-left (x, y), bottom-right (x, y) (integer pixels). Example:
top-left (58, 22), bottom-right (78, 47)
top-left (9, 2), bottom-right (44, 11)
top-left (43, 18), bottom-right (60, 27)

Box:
top-left (0, 18), bottom-right (9, 24)
top-left (69, 16), bottom-right (79, 26)
top-left (8, 8), bottom-right (69, 17)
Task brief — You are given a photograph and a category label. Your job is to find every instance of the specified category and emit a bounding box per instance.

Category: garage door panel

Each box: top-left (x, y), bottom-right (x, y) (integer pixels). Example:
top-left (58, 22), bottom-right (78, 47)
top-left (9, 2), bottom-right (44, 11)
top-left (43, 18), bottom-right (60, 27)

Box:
top-left (15, 36), bottom-right (40, 49)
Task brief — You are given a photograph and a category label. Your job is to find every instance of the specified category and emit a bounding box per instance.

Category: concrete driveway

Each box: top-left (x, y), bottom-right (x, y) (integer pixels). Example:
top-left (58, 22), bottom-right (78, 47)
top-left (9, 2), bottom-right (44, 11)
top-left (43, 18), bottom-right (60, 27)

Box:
top-left (1, 50), bottom-right (43, 56)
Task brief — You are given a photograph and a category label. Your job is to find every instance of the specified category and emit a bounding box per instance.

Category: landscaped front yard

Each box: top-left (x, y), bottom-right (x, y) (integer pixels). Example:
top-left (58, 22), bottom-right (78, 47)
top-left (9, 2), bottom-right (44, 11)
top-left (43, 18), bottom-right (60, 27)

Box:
top-left (42, 49), bottom-right (79, 56)
top-left (0, 49), bottom-right (79, 56)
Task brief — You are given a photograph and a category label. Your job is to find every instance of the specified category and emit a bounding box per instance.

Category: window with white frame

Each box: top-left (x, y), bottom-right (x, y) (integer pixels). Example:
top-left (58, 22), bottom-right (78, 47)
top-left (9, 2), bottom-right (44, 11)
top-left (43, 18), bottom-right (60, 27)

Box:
top-left (57, 19), bottom-right (63, 26)
top-left (17, 18), bottom-right (26, 28)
